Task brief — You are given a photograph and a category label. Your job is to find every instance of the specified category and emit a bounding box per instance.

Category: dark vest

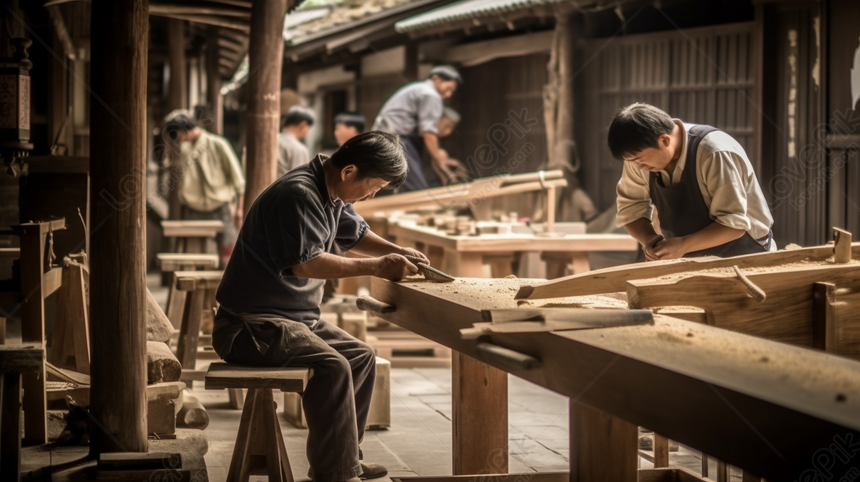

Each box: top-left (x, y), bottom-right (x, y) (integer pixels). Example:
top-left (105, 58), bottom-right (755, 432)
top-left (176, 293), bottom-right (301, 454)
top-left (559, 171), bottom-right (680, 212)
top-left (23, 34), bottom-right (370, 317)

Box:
top-left (648, 124), bottom-right (771, 258)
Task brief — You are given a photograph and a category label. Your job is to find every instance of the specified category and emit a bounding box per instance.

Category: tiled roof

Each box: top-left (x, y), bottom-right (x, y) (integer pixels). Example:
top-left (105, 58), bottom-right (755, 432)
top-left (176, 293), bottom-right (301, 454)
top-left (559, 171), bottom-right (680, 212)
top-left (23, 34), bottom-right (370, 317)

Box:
top-left (396, 0), bottom-right (567, 32)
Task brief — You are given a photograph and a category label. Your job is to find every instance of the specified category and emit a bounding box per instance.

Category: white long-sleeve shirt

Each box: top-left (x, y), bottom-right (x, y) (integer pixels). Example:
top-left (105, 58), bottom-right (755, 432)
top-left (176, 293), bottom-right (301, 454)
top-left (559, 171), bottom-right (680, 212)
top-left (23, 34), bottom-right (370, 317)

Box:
top-left (616, 120), bottom-right (774, 243)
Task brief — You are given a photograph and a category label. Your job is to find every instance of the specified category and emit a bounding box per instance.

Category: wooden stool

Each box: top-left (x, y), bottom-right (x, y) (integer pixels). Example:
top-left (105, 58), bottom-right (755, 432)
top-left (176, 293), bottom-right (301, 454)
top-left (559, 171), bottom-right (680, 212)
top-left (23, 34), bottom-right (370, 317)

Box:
top-left (205, 362), bottom-right (312, 482)
top-left (157, 253), bottom-right (220, 329)
top-left (161, 220), bottom-right (223, 254)
top-left (175, 271), bottom-right (222, 387)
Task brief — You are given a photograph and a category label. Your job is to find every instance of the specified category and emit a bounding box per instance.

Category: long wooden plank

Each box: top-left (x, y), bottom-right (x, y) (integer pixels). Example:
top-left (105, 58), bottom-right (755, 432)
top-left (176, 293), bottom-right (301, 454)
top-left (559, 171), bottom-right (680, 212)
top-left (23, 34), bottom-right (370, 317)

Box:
top-left (161, 220), bottom-right (224, 238)
top-left (517, 243), bottom-right (860, 299)
top-left (370, 277), bottom-right (860, 481)
top-left (627, 264), bottom-right (860, 355)
top-left (354, 171), bottom-right (564, 216)
top-left (204, 363), bottom-right (310, 392)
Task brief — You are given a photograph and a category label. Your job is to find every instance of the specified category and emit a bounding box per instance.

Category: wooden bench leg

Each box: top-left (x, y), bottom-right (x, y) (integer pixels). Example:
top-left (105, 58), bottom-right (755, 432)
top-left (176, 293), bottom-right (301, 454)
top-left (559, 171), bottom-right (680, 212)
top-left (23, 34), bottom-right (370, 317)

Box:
top-left (653, 433), bottom-right (669, 467)
top-left (166, 283), bottom-right (186, 330)
top-left (1, 373), bottom-right (22, 482)
top-left (452, 352), bottom-right (507, 474)
top-left (177, 288), bottom-right (204, 387)
top-left (227, 388), bottom-right (292, 482)
top-left (228, 388), bottom-right (245, 410)
top-left (570, 402), bottom-right (637, 482)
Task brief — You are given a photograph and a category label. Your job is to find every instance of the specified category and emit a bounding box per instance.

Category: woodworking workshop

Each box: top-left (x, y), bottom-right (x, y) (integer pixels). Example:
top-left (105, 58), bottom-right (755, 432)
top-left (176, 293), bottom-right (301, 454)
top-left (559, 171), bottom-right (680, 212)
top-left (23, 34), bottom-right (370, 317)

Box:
top-left (2, 0), bottom-right (860, 481)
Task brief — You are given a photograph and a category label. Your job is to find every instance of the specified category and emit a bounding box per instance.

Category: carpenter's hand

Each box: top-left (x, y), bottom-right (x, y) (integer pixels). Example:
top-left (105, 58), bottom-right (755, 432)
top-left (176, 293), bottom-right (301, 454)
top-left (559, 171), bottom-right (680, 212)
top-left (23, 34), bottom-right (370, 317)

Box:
top-left (399, 246), bottom-right (429, 266)
top-left (652, 237), bottom-right (687, 260)
top-left (642, 234), bottom-right (663, 261)
top-left (376, 254), bottom-right (418, 281)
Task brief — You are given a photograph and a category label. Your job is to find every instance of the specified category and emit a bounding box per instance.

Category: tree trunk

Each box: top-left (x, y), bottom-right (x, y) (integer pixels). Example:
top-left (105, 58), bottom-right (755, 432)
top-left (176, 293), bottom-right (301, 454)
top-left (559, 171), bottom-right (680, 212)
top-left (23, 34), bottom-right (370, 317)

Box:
top-left (88, 0), bottom-right (149, 455)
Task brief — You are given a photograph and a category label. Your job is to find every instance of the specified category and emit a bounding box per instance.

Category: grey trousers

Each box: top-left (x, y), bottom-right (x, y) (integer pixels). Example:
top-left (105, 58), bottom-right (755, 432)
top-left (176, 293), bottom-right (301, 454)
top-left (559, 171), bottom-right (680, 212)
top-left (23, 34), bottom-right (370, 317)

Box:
top-left (212, 310), bottom-right (375, 480)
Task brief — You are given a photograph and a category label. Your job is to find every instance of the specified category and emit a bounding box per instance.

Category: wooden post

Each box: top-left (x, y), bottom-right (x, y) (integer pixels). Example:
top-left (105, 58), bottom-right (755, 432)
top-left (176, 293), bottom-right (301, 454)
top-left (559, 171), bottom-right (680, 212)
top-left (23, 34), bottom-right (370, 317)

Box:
top-left (88, 0), bottom-right (149, 455)
top-left (17, 225), bottom-right (48, 444)
top-left (167, 18), bottom-right (186, 220)
top-left (833, 228), bottom-right (852, 263)
top-left (452, 353), bottom-right (508, 474)
top-left (569, 403), bottom-right (638, 482)
top-left (206, 26), bottom-right (223, 136)
top-left (243, 0), bottom-right (287, 211)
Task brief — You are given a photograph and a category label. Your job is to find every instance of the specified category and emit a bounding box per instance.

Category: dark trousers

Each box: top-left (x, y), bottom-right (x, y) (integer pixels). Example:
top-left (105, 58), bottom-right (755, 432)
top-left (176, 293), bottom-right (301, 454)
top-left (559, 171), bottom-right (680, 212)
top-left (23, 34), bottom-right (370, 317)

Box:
top-left (400, 135), bottom-right (429, 192)
top-left (212, 311), bottom-right (375, 480)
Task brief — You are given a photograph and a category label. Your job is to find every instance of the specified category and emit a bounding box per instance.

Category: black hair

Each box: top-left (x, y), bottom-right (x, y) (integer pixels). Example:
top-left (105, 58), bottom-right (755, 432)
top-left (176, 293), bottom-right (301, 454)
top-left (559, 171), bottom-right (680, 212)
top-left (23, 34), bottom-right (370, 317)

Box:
top-left (164, 114), bottom-right (198, 141)
top-left (607, 103), bottom-right (675, 160)
top-left (334, 112), bottom-right (366, 133)
top-left (281, 106), bottom-right (315, 129)
top-left (329, 131), bottom-right (408, 188)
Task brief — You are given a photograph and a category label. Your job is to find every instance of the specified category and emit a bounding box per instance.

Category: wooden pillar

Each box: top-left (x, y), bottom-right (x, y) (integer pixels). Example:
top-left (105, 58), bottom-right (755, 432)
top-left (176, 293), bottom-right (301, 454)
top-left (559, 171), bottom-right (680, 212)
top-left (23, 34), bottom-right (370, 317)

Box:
top-left (88, 0), bottom-right (149, 455)
top-left (569, 403), bottom-right (638, 482)
top-left (244, 0), bottom-right (287, 212)
top-left (206, 26), bottom-right (223, 135)
top-left (167, 18), bottom-right (186, 220)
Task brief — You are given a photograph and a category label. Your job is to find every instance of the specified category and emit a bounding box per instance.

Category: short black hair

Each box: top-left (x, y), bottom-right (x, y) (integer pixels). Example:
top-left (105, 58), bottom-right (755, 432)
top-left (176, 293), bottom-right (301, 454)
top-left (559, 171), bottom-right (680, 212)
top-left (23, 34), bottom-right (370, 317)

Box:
top-left (281, 106), bottom-right (315, 129)
top-left (607, 103), bottom-right (675, 160)
top-left (334, 112), bottom-right (366, 133)
top-left (164, 114), bottom-right (198, 140)
top-left (329, 131), bottom-right (407, 188)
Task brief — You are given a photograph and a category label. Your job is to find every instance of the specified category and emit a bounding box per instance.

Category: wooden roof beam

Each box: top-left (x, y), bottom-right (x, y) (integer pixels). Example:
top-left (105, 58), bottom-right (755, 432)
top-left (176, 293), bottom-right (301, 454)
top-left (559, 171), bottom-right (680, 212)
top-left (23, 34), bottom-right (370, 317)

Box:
top-left (149, 12), bottom-right (250, 32)
top-left (149, 4), bottom-right (250, 18)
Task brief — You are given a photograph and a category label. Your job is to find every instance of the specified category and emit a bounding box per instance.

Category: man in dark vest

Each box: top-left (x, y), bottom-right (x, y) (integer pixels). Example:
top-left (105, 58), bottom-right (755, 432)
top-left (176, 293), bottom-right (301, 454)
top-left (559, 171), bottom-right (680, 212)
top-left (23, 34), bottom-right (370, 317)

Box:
top-left (609, 103), bottom-right (775, 260)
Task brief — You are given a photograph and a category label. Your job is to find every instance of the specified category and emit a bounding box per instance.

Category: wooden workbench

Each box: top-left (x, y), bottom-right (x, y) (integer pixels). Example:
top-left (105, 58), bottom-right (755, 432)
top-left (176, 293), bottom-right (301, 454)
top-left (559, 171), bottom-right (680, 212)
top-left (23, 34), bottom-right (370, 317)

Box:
top-left (367, 277), bottom-right (860, 482)
top-left (388, 221), bottom-right (637, 277)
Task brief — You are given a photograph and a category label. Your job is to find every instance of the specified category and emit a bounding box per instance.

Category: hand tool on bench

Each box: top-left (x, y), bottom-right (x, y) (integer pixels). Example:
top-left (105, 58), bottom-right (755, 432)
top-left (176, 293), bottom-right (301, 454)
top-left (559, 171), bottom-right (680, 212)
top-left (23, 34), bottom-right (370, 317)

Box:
top-left (732, 265), bottom-right (766, 302)
top-left (416, 263), bottom-right (455, 283)
top-left (460, 307), bottom-right (653, 338)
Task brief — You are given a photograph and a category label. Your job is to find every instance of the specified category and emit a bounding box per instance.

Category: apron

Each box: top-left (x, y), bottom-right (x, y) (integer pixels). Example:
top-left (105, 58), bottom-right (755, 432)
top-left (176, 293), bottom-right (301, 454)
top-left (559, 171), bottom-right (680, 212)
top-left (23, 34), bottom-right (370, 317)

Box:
top-left (649, 124), bottom-right (771, 258)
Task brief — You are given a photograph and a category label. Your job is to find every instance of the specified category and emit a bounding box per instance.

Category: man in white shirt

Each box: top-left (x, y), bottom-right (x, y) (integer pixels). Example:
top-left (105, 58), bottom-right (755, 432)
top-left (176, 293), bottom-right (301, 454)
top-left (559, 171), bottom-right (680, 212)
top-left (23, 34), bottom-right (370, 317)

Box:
top-left (166, 111), bottom-right (245, 265)
top-left (610, 103), bottom-right (774, 260)
top-left (278, 106), bottom-right (314, 177)
top-left (372, 65), bottom-right (462, 191)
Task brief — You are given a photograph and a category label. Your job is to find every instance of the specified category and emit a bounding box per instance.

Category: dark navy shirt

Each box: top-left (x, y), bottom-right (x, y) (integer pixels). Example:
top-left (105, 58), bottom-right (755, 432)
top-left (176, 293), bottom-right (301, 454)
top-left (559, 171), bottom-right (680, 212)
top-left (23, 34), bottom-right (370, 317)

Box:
top-left (215, 155), bottom-right (368, 327)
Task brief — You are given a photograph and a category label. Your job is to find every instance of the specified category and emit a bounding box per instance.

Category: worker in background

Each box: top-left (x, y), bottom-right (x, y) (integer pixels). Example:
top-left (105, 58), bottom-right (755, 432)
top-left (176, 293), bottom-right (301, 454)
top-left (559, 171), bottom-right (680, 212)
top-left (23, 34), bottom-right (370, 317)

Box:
top-left (165, 109), bottom-right (245, 266)
top-left (334, 112), bottom-right (366, 147)
top-left (423, 106), bottom-right (463, 187)
top-left (372, 65), bottom-right (462, 191)
top-left (278, 105), bottom-right (315, 177)
top-left (214, 132), bottom-right (429, 481)
top-left (611, 103), bottom-right (775, 260)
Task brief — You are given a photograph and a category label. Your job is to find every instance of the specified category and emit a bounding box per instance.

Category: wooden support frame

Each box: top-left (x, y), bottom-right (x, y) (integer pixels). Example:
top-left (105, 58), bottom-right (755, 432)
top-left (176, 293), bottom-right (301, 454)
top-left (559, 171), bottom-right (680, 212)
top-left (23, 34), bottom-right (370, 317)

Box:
top-left (369, 277), bottom-right (860, 481)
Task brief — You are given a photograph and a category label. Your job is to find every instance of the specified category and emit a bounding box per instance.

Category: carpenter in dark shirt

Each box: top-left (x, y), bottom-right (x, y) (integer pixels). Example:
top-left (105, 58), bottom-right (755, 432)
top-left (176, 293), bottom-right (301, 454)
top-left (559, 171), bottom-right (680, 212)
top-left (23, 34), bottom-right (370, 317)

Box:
top-left (212, 132), bottom-right (429, 481)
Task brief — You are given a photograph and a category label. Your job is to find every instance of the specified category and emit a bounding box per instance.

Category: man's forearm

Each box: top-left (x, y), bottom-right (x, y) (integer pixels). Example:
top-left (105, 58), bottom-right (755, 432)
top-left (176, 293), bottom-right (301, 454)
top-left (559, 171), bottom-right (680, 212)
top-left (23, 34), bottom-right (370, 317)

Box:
top-left (623, 218), bottom-right (660, 247)
top-left (291, 253), bottom-right (382, 279)
top-left (421, 131), bottom-right (443, 162)
top-left (680, 222), bottom-right (745, 253)
top-left (350, 231), bottom-right (403, 258)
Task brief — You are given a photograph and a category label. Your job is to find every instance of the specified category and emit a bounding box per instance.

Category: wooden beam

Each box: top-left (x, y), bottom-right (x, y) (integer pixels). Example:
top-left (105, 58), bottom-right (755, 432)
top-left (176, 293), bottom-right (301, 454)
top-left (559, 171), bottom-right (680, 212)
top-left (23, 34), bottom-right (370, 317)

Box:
top-left (206, 25), bottom-right (224, 134)
top-left (149, 4), bottom-right (250, 17)
top-left (150, 12), bottom-right (250, 32)
top-left (439, 30), bottom-right (554, 68)
top-left (813, 282), bottom-right (837, 352)
top-left (88, 0), bottom-right (149, 455)
top-left (517, 243), bottom-right (860, 299)
top-left (243, 0), bottom-right (287, 211)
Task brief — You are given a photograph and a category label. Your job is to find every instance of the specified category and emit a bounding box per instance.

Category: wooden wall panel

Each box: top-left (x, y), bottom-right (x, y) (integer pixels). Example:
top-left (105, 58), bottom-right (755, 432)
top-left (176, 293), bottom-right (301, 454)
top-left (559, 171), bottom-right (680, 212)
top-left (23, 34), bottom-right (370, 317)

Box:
top-left (578, 23), bottom-right (756, 214)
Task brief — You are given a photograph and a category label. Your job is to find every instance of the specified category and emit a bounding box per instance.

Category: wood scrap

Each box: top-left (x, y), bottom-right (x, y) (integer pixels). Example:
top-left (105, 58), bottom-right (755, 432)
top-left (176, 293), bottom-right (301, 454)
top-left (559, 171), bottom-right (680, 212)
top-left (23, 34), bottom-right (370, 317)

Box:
top-left (147, 341), bottom-right (182, 384)
top-left (834, 228), bottom-right (852, 263)
top-left (176, 392), bottom-right (209, 430)
top-left (517, 241), bottom-right (860, 300)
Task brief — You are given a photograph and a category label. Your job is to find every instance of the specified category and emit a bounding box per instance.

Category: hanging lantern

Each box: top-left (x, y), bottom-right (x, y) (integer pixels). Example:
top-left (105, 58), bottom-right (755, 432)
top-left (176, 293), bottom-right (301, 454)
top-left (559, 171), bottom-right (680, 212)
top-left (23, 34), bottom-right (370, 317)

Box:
top-left (0, 38), bottom-right (33, 177)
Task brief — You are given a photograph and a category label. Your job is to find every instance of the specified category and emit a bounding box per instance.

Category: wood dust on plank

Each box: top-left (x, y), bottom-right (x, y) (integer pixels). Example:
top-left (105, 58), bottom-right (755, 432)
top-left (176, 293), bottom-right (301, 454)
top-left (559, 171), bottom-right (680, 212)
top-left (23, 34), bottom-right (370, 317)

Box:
top-left (404, 277), bottom-right (626, 310)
